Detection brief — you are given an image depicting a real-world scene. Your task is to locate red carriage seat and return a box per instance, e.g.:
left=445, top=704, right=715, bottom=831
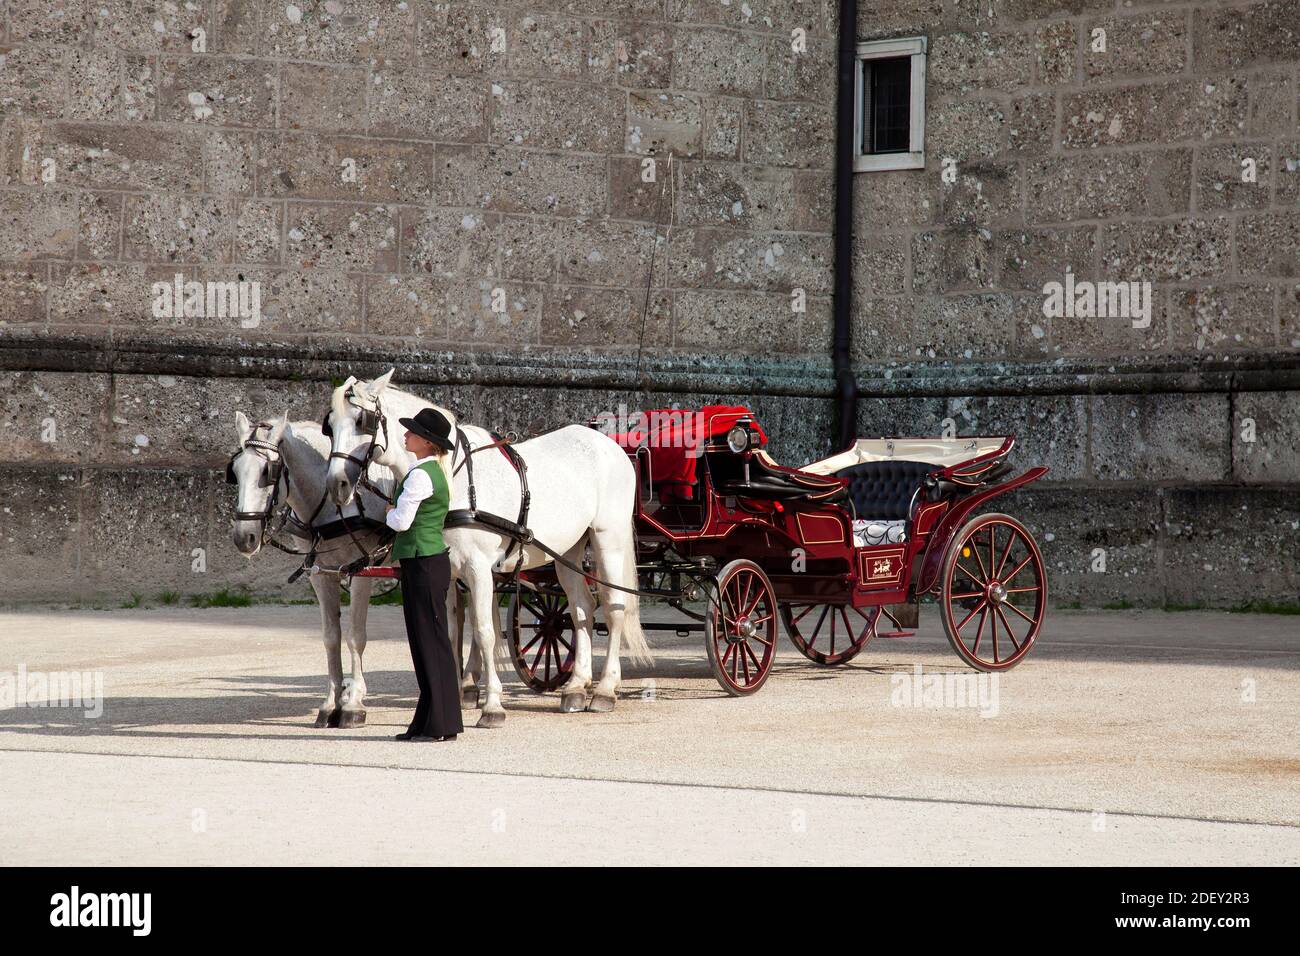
left=607, top=406, right=765, bottom=502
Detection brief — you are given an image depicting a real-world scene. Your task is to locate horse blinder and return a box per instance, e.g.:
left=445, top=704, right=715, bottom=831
left=322, top=404, right=377, bottom=438
left=264, top=457, right=284, bottom=487
left=356, top=406, right=380, bottom=435
left=227, top=451, right=283, bottom=488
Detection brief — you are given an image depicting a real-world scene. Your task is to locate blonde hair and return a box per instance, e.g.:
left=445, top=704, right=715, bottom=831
left=431, top=443, right=452, bottom=490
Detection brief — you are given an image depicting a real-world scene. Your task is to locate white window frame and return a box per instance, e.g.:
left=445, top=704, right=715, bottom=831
left=854, top=36, right=927, bottom=172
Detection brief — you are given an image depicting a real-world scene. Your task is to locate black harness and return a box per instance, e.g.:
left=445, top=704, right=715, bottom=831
left=447, top=427, right=532, bottom=574
left=443, top=427, right=659, bottom=603
left=321, top=404, right=662, bottom=605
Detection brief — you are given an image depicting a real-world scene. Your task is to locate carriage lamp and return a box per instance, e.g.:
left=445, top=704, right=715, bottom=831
left=726, top=425, right=750, bottom=453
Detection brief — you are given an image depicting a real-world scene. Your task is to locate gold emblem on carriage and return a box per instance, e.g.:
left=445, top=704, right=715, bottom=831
left=871, top=558, right=893, bottom=578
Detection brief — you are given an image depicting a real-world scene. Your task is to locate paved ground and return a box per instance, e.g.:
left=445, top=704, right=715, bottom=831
left=0, top=603, right=1296, bottom=865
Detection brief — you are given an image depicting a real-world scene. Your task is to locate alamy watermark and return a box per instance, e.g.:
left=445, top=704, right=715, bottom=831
left=1041, top=273, right=1152, bottom=329
left=0, top=665, right=104, bottom=718
left=50, top=886, right=150, bottom=936
left=890, top=664, right=999, bottom=717
left=151, top=273, right=262, bottom=328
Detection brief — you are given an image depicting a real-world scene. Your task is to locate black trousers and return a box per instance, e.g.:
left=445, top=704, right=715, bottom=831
left=399, top=551, right=463, bottom=738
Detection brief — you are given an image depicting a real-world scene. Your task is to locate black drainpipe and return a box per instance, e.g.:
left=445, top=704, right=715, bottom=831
left=832, top=0, right=860, bottom=453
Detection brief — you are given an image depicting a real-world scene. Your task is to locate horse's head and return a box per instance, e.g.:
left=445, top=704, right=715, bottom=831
left=228, top=411, right=289, bottom=556
left=324, top=369, right=393, bottom=506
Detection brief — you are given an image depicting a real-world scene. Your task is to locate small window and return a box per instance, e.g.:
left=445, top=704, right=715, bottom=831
left=855, top=37, right=926, bottom=172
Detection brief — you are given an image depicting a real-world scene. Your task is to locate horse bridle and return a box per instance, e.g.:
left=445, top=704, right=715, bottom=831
left=226, top=431, right=288, bottom=527
left=316, top=388, right=398, bottom=576
left=323, top=390, right=387, bottom=494
left=227, top=420, right=388, bottom=578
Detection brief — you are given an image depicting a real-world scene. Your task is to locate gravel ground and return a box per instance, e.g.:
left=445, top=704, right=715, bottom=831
left=0, top=603, right=1296, bottom=865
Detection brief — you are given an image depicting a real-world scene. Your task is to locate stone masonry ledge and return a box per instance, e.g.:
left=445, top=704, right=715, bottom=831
left=0, top=329, right=836, bottom=398
left=2, top=329, right=1299, bottom=398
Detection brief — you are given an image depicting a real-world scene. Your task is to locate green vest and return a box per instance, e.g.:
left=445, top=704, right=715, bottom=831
left=391, top=460, right=450, bottom=559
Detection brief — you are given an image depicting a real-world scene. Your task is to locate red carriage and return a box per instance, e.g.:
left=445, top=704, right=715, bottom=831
left=500, top=406, right=1049, bottom=696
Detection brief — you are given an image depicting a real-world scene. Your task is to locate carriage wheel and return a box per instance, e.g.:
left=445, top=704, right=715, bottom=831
left=705, top=559, right=778, bottom=696
left=507, top=590, right=576, bottom=693
left=940, top=513, right=1046, bottom=671
left=780, top=602, right=882, bottom=665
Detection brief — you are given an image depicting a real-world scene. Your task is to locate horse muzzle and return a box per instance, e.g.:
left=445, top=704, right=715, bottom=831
left=329, top=474, right=356, bottom=507
left=232, top=522, right=263, bottom=556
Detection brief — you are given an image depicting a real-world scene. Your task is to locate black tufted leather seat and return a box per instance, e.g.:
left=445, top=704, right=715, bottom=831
left=833, top=460, right=935, bottom=520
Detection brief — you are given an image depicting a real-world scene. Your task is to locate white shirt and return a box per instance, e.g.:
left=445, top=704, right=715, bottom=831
left=385, top=455, right=442, bottom=533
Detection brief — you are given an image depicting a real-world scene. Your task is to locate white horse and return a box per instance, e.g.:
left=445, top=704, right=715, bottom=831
left=229, top=411, right=395, bottom=729
left=323, top=370, right=650, bottom=726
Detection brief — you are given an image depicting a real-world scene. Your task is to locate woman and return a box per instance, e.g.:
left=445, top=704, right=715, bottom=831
left=384, top=407, right=464, bottom=742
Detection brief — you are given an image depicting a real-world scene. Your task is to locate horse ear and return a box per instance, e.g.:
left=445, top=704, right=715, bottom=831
left=268, top=413, right=289, bottom=444
left=235, top=410, right=253, bottom=443
left=371, top=368, right=395, bottom=395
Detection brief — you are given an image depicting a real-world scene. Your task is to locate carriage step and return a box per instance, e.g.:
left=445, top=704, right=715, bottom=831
left=876, top=630, right=915, bottom=639
left=352, top=566, right=400, bottom=578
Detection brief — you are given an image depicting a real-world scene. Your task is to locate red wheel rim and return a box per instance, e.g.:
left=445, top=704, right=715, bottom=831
left=782, top=603, right=880, bottom=665
left=710, top=566, right=776, bottom=693
left=943, top=518, right=1045, bottom=670
left=511, top=591, right=576, bottom=692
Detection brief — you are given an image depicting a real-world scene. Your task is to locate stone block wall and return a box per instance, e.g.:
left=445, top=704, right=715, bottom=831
left=0, top=1, right=1295, bottom=608
left=0, top=0, right=837, bottom=352
left=0, top=1, right=839, bottom=602
left=850, top=0, right=1299, bottom=608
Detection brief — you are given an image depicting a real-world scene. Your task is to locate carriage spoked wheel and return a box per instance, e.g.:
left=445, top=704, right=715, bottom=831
left=940, top=513, right=1047, bottom=671
left=780, top=602, right=884, bottom=665
left=507, top=589, right=577, bottom=693
left=705, top=559, right=778, bottom=696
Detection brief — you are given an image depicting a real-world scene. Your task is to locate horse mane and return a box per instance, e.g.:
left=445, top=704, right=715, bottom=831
left=333, top=377, right=491, bottom=491
left=331, top=377, right=460, bottom=431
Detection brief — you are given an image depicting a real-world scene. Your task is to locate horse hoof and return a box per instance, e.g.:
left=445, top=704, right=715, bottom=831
left=476, top=710, right=506, bottom=729
left=315, top=708, right=338, bottom=728
left=560, top=692, right=587, bottom=714
left=326, top=708, right=342, bottom=728
left=338, top=709, right=366, bottom=728
left=461, top=688, right=480, bottom=710
left=586, top=694, right=616, bottom=713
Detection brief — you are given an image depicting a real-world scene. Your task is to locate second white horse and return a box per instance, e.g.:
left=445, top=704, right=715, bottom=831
left=323, top=370, right=650, bottom=726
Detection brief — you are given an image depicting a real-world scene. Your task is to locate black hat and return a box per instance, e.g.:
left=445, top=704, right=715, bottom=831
left=399, top=408, right=456, bottom=453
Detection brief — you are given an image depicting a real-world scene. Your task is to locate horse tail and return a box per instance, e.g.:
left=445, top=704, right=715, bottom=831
left=618, top=518, right=654, bottom=667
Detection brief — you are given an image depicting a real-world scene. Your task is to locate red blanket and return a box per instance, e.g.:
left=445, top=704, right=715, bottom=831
left=607, top=406, right=766, bottom=489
